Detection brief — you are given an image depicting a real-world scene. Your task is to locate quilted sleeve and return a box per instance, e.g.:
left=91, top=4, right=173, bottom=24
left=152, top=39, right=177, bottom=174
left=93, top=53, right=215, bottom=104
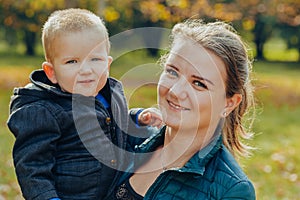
left=7, top=103, right=61, bottom=200
left=222, top=180, right=256, bottom=200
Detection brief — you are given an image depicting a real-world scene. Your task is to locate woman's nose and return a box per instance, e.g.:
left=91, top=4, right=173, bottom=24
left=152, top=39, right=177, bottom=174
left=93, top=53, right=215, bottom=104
left=169, top=78, right=188, bottom=100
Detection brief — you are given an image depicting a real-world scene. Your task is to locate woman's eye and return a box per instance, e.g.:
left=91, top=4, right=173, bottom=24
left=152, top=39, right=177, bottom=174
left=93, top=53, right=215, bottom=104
left=166, top=68, right=178, bottom=77
left=66, top=60, right=77, bottom=64
left=193, top=80, right=208, bottom=89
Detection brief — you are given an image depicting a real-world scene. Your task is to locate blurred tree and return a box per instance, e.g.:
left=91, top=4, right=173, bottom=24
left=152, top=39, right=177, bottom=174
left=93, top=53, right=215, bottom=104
left=200, top=0, right=298, bottom=61
left=103, top=0, right=169, bottom=56
left=253, top=13, right=275, bottom=60
left=0, top=0, right=99, bottom=56
left=102, top=0, right=277, bottom=59
left=203, top=0, right=276, bottom=60
left=276, top=0, right=300, bottom=62
left=200, top=0, right=300, bottom=61
left=132, top=0, right=169, bottom=56
left=0, top=0, right=64, bottom=55
left=279, top=25, right=300, bottom=62
left=1, top=0, right=299, bottom=60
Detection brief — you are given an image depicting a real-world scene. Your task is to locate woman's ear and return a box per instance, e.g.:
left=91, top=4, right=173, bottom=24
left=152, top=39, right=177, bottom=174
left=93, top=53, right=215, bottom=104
left=42, top=62, right=58, bottom=84
left=222, top=94, right=242, bottom=117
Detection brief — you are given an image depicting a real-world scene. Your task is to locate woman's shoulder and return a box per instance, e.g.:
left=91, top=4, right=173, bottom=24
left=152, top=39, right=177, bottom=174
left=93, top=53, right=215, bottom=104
left=214, top=145, right=248, bottom=180
left=206, top=145, right=256, bottom=199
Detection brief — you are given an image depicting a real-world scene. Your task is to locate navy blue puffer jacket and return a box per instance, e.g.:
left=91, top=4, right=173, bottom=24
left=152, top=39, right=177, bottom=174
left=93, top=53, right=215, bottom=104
left=134, top=127, right=256, bottom=200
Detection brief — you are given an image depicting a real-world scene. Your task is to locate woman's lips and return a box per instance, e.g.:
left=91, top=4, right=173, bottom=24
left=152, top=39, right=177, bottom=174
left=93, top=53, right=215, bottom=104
left=167, top=100, right=190, bottom=111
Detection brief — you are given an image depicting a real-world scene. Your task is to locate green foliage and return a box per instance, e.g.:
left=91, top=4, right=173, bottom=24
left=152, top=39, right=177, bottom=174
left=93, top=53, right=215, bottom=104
left=0, top=0, right=99, bottom=55
left=263, top=38, right=300, bottom=62
left=1, top=0, right=300, bottom=59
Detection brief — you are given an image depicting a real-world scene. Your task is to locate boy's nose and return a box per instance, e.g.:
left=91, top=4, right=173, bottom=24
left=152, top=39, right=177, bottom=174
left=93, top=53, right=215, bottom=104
left=79, top=62, right=92, bottom=74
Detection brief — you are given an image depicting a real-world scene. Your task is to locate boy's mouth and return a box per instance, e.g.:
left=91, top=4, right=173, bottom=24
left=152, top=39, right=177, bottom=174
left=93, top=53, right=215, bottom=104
left=77, top=79, right=94, bottom=84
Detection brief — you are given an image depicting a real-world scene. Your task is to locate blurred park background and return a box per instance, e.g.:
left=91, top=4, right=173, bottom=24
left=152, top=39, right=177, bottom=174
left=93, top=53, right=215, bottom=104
left=0, top=0, right=299, bottom=199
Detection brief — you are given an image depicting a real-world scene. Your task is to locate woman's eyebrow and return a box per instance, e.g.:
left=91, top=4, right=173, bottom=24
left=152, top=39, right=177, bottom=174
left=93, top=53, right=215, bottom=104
left=192, top=75, right=215, bottom=86
left=168, top=63, right=215, bottom=86
left=166, top=64, right=179, bottom=71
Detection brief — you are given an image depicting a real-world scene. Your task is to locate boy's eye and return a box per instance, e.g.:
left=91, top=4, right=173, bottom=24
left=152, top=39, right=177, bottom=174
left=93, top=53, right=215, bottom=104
left=91, top=58, right=102, bottom=61
left=65, top=60, right=77, bottom=64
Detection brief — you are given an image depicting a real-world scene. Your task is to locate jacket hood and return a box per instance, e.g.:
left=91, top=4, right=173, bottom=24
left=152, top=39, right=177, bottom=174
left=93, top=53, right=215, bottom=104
left=9, top=70, right=71, bottom=113
left=30, top=69, right=66, bottom=95
left=9, top=69, right=122, bottom=115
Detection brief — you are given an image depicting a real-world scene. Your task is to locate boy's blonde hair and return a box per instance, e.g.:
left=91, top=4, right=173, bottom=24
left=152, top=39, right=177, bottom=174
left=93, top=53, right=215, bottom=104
left=42, top=8, right=110, bottom=62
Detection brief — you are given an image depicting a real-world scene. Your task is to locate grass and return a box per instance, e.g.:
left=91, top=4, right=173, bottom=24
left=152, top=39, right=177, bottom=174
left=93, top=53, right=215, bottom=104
left=242, top=61, right=300, bottom=199
left=0, top=50, right=300, bottom=199
left=263, top=38, right=299, bottom=62
left=0, top=88, right=23, bottom=199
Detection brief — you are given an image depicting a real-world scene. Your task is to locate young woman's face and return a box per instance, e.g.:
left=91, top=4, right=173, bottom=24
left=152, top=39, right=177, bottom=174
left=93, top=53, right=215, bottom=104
left=158, top=38, right=227, bottom=133
left=47, top=29, right=112, bottom=97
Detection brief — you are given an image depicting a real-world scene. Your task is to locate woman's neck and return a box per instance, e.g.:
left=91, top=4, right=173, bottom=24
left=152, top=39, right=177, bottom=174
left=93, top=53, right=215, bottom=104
left=161, top=126, right=214, bottom=170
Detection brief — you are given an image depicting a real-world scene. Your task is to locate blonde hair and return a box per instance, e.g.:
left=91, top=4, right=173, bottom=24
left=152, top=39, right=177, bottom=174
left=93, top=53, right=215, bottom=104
left=42, top=8, right=110, bottom=62
left=164, top=19, right=255, bottom=157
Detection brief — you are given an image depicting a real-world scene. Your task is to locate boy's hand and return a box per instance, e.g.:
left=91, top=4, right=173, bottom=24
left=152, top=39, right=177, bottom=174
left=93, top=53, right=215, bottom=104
left=138, top=108, right=163, bottom=128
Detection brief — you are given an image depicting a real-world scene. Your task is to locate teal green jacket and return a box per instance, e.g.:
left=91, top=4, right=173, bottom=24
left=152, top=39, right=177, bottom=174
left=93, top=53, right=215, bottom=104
left=134, top=127, right=256, bottom=200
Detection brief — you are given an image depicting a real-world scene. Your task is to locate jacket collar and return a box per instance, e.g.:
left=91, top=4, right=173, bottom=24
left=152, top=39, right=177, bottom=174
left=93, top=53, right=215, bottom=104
left=135, top=124, right=223, bottom=176
left=180, top=135, right=222, bottom=175
left=28, top=69, right=121, bottom=98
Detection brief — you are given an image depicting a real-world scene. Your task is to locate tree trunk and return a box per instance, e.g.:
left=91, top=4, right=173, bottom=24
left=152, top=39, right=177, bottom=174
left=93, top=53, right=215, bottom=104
left=255, top=39, right=264, bottom=60
left=97, top=0, right=105, bottom=16
left=141, top=21, right=163, bottom=57
left=24, top=30, right=36, bottom=56
left=298, top=47, right=300, bottom=62
left=253, top=14, right=274, bottom=61
left=253, top=23, right=265, bottom=60
left=65, top=0, right=79, bottom=8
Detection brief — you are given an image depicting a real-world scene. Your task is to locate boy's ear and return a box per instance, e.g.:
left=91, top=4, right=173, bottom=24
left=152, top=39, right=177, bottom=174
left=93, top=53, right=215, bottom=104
left=42, top=62, right=58, bottom=84
left=107, top=56, right=113, bottom=71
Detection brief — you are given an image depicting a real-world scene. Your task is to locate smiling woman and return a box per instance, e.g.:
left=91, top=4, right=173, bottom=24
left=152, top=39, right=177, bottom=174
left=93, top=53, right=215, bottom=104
left=109, top=19, right=256, bottom=200
left=158, top=38, right=229, bottom=134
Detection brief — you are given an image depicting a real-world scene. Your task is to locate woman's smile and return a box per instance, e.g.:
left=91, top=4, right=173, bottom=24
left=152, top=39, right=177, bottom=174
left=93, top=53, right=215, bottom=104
left=167, top=99, right=190, bottom=111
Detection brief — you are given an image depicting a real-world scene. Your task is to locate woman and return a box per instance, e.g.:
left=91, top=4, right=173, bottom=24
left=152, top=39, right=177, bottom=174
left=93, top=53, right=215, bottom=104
left=112, top=19, right=256, bottom=200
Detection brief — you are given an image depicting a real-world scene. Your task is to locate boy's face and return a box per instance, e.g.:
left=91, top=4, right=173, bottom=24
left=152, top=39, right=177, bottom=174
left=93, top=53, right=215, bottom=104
left=43, top=29, right=112, bottom=97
